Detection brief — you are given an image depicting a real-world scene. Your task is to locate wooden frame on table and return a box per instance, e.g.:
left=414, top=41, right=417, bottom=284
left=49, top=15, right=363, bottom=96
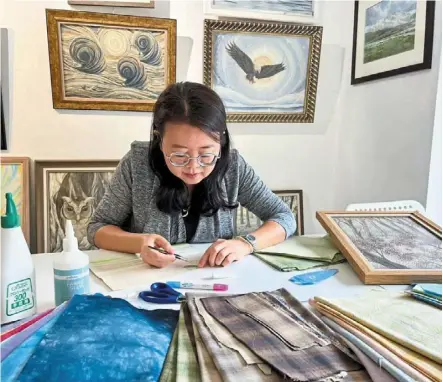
left=203, top=19, right=322, bottom=123
left=351, top=0, right=435, bottom=85
left=46, top=9, right=176, bottom=112
left=234, top=190, right=304, bottom=236
left=316, top=210, right=442, bottom=285
left=35, top=160, right=119, bottom=254
left=68, top=0, right=155, bottom=7
left=1, top=157, right=31, bottom=245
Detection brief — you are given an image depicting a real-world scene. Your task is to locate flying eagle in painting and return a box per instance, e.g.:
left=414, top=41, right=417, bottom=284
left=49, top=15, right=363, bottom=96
left=226, top=42, right=286, bottom=84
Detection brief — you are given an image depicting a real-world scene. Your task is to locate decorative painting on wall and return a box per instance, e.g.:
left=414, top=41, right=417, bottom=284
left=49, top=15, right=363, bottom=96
left=235, top=190, right=304, bottom=236
left=205, top=0, right=318, bottom=23
left=35, top=160, right=119, bottom=253
left=1, top=157, right=30, bottom=245
left=46, top=10, right=176, bottom=111
left=68, top=0, right=154, bottom=7
left=203, top=19, right=322, bottom=123
left=351, top=0, right=435, bottom=84
left=316, top=211, right=442, bottom=284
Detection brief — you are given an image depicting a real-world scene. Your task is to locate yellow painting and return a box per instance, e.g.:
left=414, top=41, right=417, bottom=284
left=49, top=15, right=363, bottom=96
left=0, top=157, right=30, bottom=244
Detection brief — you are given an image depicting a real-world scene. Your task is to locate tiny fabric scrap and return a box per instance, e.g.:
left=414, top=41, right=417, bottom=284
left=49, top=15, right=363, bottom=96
left=290, top=269, right=339, bottom=285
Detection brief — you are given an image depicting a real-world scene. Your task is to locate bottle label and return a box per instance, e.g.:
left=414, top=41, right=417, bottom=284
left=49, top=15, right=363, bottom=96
left=6, top=278, right=35, bottom=317
left=54, top=266, right=90, bottom=305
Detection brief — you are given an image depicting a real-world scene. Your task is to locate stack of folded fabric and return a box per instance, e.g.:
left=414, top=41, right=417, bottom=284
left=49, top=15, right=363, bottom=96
left=405, top=283, right=442, bottom=308
left=254, top=235, right=345, bottom=271
left=311, top=289, right=442, bottom=382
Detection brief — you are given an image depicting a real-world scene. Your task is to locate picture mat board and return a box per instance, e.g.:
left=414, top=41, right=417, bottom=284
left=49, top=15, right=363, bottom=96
left=316, top=211, right=442, bottom=285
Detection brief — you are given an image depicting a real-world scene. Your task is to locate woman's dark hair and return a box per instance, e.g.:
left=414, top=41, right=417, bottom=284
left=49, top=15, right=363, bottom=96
left=149, top=81, right=237, bottom=216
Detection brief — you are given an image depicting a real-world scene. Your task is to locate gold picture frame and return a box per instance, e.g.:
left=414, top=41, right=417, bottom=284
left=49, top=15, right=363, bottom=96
left=35, top=160, right=119, bottom=253
left=203, top=19, right=322, bottom=123
left=46, top=9, right=176, bottom=112
left=1, top=157, right=30, bottom=245
left=68, top=0, right=155, bottom=8
left=316, top=210, right=442, bottom=285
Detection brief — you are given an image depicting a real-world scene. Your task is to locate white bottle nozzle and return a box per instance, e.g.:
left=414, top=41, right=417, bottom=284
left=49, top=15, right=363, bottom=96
left=63, top=220, right=78, bottom=252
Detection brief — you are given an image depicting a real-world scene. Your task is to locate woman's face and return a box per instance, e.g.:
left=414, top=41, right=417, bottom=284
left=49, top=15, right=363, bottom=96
left=161, top=122, right=222, bottom=186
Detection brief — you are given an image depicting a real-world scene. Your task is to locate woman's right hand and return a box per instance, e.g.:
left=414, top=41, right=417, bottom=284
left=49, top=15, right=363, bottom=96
left=140, top=234, right=175, bottom=268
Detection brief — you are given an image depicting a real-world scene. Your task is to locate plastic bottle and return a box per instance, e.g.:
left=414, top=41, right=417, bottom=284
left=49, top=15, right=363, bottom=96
left=1, top=192, right=36, bottom=324
left=53, top=220, right=90, bottom=306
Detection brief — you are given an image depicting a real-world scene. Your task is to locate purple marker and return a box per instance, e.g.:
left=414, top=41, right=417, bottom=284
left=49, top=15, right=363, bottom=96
left=166, top=281, right=228, bottom=291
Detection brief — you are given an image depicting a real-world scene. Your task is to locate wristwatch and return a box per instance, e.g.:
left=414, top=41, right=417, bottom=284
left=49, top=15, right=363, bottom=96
left=238, top=234, right=257, bottom=253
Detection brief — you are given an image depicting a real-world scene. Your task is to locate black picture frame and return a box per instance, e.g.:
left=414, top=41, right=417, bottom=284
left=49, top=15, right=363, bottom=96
left=351, top=0, right=435, bottom=85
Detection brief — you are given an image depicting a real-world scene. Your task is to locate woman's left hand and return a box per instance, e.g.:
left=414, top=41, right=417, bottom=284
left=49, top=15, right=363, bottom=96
left=198, top=238, right=252, bottom=268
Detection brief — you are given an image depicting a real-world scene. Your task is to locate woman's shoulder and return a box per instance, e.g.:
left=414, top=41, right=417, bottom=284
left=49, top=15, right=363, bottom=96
left=118, top=140, right=154, bottom=178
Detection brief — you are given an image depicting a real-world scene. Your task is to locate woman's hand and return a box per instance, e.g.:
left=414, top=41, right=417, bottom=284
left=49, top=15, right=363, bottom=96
left=140, top=234, right=175, bottom=268
left=198, top=238, right=252, bottom=268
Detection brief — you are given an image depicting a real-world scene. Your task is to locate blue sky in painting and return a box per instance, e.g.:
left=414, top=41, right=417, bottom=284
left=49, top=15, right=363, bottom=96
left=365, top=0, right=417, bottom=32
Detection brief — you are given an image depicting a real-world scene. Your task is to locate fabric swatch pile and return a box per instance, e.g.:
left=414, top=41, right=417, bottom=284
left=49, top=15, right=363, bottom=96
left=311, top=289, right=443, bottom=382
left=405, top=283, right=442, bottom=308
left=254, top=235, right=345, bottom=271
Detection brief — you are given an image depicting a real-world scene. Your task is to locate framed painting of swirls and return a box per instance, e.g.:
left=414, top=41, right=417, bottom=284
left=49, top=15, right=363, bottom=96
left=203, top=19, right=322, bottom=123
left=46, top=9, right=176, bottom=112
left=1, top=157, right=30, bottom=245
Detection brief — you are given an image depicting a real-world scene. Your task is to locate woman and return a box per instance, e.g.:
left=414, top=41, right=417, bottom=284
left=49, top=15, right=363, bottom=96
left=87, top=82, right=296, bottom=268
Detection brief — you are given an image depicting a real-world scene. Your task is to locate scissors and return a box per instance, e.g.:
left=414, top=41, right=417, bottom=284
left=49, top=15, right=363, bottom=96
left=138, top=282, right=186, bottom=304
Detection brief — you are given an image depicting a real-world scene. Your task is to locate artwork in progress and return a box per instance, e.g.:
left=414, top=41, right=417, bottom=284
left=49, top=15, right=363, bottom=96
left=1, top=157, right=30, bottom=244
left=204, top=20, right=322, bottom=123
left=46, top=10, right=176, bottom=111
left=316, top=211, right=442, bottom=284
left=333, top=216, right=441, bottom=270
left=352, top=0, right=435, bottom=84
left=36, top=161, right=118, bottom=253
left=235, top=191, right=304, bottom=236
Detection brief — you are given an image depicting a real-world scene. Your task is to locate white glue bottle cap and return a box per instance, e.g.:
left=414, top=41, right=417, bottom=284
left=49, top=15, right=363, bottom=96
left=63, top=220, right=79, bottom=252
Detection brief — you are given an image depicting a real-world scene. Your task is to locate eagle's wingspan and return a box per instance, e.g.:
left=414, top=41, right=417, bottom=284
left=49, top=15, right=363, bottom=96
left=226, top=42, right=254, bottom=75
left=256, top=63, right=286, bottom=79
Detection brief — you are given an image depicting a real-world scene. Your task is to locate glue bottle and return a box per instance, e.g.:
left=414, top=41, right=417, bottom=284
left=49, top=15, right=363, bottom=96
left=53, top=220, right=90, bottom=305
left=1, top=192, right=36, bottom=324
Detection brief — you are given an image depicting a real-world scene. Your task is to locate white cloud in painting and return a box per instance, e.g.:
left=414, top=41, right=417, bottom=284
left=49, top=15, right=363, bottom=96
left=365, top=0, right=416, bottom=33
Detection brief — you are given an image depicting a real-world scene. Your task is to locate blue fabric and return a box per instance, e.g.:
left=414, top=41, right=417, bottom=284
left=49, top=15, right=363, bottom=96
left=15, top=294, right=179, bottom=381
left=413, top=283, right=442, bottom=300
left=289, top=269, right=338, bottom=285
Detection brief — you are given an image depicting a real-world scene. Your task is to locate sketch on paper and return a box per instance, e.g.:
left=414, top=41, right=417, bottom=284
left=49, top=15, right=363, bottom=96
left=213, top=33, right=310, bottom=114
left=47, top=171, right=114, bottom=252
left=211, top=0, right=313, bottom=16
left=235, top=192, right=303, bottom=236
left=364, top=0, right=417, bottom=63
left=60, top=24, right=167, bottom=101
left=1, top=164, right=24, bottom=217
left=333, top=216, right=441, bottom=270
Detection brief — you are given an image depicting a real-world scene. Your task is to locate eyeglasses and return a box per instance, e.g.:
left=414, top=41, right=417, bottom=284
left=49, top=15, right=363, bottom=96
left=166, top=152, right=221, bottom=167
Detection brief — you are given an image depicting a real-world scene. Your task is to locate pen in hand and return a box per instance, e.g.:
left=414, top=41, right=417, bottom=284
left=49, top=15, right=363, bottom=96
left=147, top=246, right=190, bottom=262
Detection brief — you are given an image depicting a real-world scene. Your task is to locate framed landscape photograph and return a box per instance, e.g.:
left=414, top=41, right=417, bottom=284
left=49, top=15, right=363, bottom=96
left=46, top=9, right=176, bottom=111
left=316, top=211, right=442, bottom=284
left=35, top=160, right=119, bottom=253
left=204, top=0, right=319, bottom=24
left=351, top=0, right=435, bottom=85
left=235, top=190, right=304, bottom=236
left=68, top=0, right=154, bottom=7
left=1, top=157, right=30, bottom=245
left=204, top=19, right=322, bottom=123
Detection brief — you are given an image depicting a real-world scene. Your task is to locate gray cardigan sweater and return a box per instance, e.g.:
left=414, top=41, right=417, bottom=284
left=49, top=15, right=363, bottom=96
left=87, top=141, right=296, bottom=245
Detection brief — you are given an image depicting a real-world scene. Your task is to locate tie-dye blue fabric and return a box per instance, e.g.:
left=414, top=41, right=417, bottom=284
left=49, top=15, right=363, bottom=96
left=16, top=294, right=179, bottom=381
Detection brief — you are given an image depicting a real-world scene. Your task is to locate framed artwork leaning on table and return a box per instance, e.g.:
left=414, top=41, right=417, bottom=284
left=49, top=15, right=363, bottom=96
left=316, top=210, right=442, bottom=285
left=35, top=160, right=119, bottom=253
left=234, top=190, right=304, bottom=237
left=0, top=157, right=30, bottom=245
left=46, top=9, right=176, bottom=112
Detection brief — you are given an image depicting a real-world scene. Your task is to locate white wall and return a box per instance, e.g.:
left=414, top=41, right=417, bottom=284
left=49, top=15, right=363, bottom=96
left=1, top=1, right=441, bottom=250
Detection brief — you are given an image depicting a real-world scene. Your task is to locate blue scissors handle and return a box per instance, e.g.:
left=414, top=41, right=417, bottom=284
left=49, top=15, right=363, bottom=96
left=139, top=282, right=185, bottom=304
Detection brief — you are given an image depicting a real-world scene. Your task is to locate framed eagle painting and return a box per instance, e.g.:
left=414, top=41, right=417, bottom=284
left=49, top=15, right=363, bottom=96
left=203, top=19, right=322, bottom=123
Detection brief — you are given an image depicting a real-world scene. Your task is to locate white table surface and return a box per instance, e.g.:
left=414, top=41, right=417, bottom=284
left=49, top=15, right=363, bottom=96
left=33, top=248, right=409, bottom=313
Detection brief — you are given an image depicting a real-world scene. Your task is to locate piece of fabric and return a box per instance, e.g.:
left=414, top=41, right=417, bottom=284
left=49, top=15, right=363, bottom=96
left=176, top=306, right=201, bottom=382
left=87, top=142, right=296, bottom=246
left=313, top=301, right=441, bottom=382
left=315, top=290, right=442, bottom=363
left=1, top=308, right=55, bottom=341
left=405, top=291, right=442, bottom=308
left=1, top=303, right=67, bottom=361
left=412, top=284, right=442, bottom=300
left=254, top=252, right=345, bottom=272
left=159, top=323, right=179, bottom=382
left=289, top=269, right=339, bottom=285
left=322, top=317, right=415, bottom=382
left=201, top=291, right=361, bottom=381
left=189, top=296, right=281, bottom=382
left=16, top=294, right=179, bottom=381
left=318, top=307, right=432, bottom=382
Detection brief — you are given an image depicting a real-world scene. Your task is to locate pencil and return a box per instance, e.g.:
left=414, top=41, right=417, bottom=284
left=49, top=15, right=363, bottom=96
left=147, top=246, right=190, bottom=262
